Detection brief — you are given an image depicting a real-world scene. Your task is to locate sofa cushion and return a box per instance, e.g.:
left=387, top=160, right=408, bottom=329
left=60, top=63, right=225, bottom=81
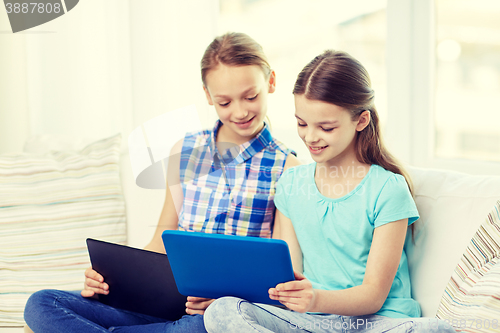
left=0, top=134, right=126, bottom=326
left=406, top=167, right=500, bottom=317
left=435, top=200, right=500, bottom=331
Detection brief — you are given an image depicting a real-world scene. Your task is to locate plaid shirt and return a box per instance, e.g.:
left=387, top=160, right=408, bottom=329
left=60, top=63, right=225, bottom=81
left=178, top=120, right=293, bottom=238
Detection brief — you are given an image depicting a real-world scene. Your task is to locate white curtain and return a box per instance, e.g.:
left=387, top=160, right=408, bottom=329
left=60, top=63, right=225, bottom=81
left=0, top=0, right=218, bottom=154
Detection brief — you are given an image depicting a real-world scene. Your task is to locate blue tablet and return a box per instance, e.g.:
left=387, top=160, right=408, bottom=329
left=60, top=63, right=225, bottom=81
left=161, top=230, right=295, bottom=306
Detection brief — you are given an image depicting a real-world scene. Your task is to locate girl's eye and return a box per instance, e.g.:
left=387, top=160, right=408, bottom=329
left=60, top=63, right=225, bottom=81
left=219, top=102, right=230, bottom=107
left=247, top=95, right=258, bottom=101
left=297, top=123, right=306, bottom=127
left=322, top=128, right=334, bottom=132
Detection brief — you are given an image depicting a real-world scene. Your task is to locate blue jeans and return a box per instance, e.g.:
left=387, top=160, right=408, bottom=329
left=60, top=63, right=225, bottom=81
left=203, top=297, right=457, bottom=333
left=24, top=289, right=206, bottom=333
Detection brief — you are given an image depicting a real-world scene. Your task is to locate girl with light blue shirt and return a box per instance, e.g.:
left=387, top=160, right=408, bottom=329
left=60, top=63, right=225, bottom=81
left=204, top=50, right=456, bottom=332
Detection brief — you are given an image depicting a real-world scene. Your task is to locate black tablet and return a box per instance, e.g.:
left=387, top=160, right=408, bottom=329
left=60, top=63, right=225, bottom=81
left=86, top=238, right=187, bottom=321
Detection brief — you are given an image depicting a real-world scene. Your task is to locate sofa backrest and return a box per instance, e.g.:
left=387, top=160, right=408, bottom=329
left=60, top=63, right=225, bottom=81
left=120, top=151, right=164, bottom=248
left=407, top=166, right=500, bottom=317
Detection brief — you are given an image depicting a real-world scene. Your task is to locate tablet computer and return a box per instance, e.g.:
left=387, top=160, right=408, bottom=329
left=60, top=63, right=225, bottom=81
left=161, top=230, right=295, bottom=306
left=86, top=238, right=187, bottom=321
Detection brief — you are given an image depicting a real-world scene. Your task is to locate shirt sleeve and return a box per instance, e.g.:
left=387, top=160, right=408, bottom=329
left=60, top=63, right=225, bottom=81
left=274, top=168, right=294, bottom=218
left=373, top=174, right=420, bottom=228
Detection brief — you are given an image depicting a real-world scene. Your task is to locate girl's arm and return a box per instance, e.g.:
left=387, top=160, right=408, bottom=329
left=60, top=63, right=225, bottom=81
left=272, top=153, right=301, bottom=239
left=270, top=218, right=408, bottom=315
left=284, top=153, right=301, bottom=171
left=83, top=141, right=184, bottom=296
left=274, top=209, right=303, bottom=273
left=144, top=139, right=184, bottom=253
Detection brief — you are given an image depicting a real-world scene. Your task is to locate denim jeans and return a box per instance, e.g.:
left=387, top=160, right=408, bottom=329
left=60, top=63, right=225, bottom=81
left=203, top=296, right=457, bottom=333
left=24, top=289, right=206, bottom=333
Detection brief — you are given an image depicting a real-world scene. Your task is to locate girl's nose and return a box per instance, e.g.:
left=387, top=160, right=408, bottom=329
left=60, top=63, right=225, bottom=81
left=304, top=128, right=319, bottom=144
left=233, top=104, right=249, bottom=120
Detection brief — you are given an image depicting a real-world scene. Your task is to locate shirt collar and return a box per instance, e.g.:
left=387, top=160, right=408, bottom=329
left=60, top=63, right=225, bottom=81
left=207, top=120, right=272, bottom=165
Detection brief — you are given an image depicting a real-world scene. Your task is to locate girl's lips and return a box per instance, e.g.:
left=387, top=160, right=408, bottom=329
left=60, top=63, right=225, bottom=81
left=308, top=145, right=328, bottom=154
left=234, top=116, right=255, bottom=129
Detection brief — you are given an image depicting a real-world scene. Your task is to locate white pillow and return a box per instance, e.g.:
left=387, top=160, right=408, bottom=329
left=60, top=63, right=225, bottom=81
left=0, top=134, right=126, bottom=326
left=23, top=134, right=98, bottom=154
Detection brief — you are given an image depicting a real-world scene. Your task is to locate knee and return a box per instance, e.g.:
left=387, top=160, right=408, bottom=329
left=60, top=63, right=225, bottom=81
left=25, top=290, right=55, bottom=313
left=204, top=296, right=244, bottom=332
left=24, top=289, right=62, bottom=326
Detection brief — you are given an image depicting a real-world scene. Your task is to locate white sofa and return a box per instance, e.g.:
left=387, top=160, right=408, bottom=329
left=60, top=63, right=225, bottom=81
left=405, top=166, right=500, bottom=318
left=3, top=150, right=500, bottom=332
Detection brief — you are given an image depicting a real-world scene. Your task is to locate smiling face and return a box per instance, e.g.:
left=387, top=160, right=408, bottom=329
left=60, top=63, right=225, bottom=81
left=294, top=94, right=370, bottom=167
left=203, top=64, right=275, bottom=145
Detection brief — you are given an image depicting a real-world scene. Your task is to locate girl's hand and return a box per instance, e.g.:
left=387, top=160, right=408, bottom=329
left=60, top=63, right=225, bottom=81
left=269, top=271, right=316, bottom=313
left=81, top=267, right=109, bottom=297
left=185, top=296, right=215, bottom=315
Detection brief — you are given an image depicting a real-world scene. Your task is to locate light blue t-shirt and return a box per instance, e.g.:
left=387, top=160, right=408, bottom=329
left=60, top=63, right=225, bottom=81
left=274, top=163, right=421, bottom=318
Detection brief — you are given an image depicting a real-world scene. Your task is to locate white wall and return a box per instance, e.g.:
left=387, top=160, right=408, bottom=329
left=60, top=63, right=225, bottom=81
left=0, top=15, right=30, bottom=153
left=0, top=0, right=218, bottom=154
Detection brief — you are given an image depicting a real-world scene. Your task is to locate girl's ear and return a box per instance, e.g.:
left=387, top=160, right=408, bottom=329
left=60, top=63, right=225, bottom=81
left=356, top=110, right=371, bottom=131
left=203, top=86, right=214, bottom=106
left=268, top=70, right=276, bottom=94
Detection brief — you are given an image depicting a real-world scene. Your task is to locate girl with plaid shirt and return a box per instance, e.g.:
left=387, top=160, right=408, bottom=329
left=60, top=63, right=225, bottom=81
left=25, top=32, right=299, bottom=333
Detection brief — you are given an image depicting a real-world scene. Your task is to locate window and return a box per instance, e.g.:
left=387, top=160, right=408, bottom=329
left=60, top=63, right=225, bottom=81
left=386, top=0, right=500, bottom=175
left=217, top=0, right=500, bottom=174
left=435, top=0, right=500, bottom=162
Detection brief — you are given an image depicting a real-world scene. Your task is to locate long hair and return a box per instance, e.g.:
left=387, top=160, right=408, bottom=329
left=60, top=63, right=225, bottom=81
left=201, top=32, right=271, bottom=86
left=293, top=50, right=415, bottom=234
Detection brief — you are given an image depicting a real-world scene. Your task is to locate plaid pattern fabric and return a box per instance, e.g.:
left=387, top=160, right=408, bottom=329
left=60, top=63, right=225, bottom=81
left=178, top=120, right=293, bottom=238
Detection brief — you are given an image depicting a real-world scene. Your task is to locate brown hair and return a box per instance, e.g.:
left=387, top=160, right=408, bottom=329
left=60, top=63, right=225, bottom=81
left=201, top=32, right=271, bottom=86
left=294, top=50, right=415, bottom=234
